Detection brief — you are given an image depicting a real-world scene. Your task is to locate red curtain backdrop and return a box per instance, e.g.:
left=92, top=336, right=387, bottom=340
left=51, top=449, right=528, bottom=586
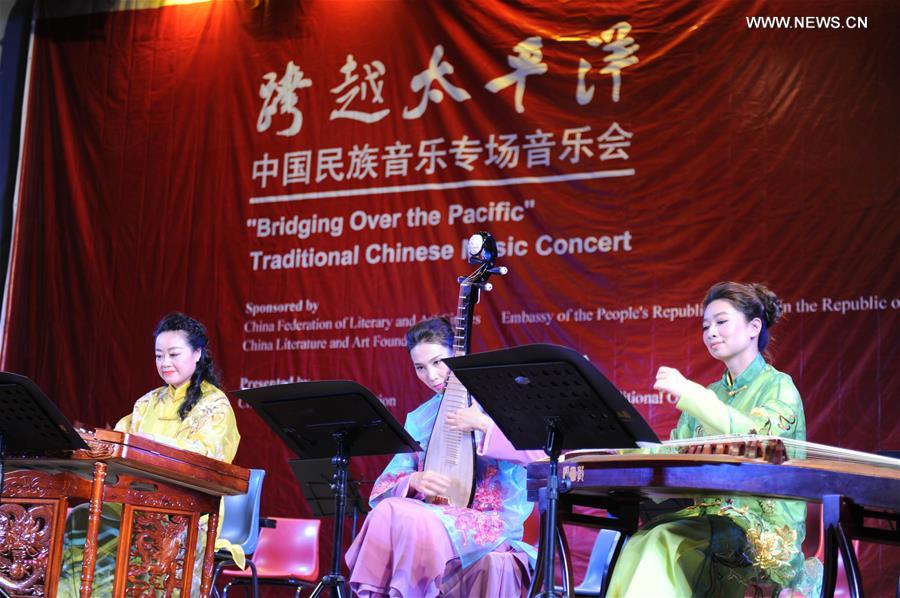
left=3, top=0, right=897, bottom=591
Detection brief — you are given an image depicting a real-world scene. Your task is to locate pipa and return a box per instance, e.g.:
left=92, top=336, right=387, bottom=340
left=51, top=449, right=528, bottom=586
left=423, top=231, right=507, bottom=507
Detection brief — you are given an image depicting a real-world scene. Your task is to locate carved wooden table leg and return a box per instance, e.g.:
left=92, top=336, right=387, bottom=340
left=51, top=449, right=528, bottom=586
left=200, top=509, right=219, bottom=597
left=80, top=461, right=107, bottom=597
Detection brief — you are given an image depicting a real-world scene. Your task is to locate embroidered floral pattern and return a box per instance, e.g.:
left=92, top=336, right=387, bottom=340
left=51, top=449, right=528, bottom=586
left=185, top=399, right=228, bottom=436
left=120, top=394, right=154, bottom=431
left=745, top=525, right=799, bottom=576
left=450, top=507, right=505, bottom=545
left=471, top=466, right=503, bottom=511
left=684, top=497, right=801, bottom=587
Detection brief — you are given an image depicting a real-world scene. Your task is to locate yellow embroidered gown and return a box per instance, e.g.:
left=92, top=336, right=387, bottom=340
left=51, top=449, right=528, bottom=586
left=57, top=380, right=240, bottom=596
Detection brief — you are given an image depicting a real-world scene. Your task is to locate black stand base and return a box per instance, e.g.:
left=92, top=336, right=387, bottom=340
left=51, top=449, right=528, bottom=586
left=531, top=420, right=571, bottom=598
left=309, top=434, right=352, bottom=598
left=310, top=573, right=349, bottom=598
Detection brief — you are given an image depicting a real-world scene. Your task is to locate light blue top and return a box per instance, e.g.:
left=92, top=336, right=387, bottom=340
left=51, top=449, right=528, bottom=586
left=370, top=394, right=536, bottom=569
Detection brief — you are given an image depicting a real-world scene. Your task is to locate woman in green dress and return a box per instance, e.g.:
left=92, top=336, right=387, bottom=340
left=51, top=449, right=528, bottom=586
left=58, top=312, right=240, bottom=596
left=606, top=282, right=819, bottom=597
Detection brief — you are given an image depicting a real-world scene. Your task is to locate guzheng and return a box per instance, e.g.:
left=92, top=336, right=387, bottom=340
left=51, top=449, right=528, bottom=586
left=1, top=428, right=249, bottom=597
left=557, top=434, right=900, bottom=499
left=527, top=435, right=900, bottom=597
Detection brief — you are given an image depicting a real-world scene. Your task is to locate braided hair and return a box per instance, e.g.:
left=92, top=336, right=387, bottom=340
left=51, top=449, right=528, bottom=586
left=154, top=312, right=221, bottom=420
left=703, top=282, right=783, bottom=354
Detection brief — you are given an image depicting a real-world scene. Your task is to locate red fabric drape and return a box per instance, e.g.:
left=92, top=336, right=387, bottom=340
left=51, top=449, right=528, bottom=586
left=4, top=0, right=897, bottom=591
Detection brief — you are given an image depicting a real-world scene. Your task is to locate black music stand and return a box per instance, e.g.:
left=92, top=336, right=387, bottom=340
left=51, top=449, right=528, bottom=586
left=236, top=380, right=420, bottom=598
left=444, top=344, right=659, bottom=598
left=0, top=372, right=88, bottom=493
left=289, top=458, right=369, bottom=540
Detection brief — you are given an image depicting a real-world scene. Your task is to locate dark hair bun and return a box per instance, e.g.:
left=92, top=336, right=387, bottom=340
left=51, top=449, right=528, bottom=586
left=750, top=283, right=782, bottom=327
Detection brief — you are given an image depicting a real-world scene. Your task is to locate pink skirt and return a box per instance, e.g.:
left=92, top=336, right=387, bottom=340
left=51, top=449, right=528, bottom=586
left=345, top=497, right=530, bottom=597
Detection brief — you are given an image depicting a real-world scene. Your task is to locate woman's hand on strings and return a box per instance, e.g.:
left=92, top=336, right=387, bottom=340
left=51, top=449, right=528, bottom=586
left=653, top=366, right=690, bottom=402
left=409, top=471, right=452, bottom=497
left=446, top=404, right=491, bottom=434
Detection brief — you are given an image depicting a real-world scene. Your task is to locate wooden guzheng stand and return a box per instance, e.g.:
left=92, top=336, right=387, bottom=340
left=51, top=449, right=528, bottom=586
left=1, top=429, right=249, bottom=597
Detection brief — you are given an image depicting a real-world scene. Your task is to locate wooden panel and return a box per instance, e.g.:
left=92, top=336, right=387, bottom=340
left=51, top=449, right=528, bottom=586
left=1, top=430, right=249, bottom=597
left=0, top=496, right=67, bottom=597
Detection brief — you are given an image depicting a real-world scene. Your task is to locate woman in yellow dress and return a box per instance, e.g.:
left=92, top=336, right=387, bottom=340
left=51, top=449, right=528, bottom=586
left=58, top=312, right=240, bottom=596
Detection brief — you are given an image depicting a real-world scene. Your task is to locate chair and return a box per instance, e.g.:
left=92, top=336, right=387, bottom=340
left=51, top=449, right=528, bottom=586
left=536, top=503, right=622, bottom=598
left=211, top=468, right=266, bottom=598
left=809, top=503, right=859, bottom=598
left=546, top=527, right=622, bottom=597
left=522, top=503, right=541, bottom=546
left=220, top=516, right=321, bottom=597
left=573, top=529, right=622, bottom=597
